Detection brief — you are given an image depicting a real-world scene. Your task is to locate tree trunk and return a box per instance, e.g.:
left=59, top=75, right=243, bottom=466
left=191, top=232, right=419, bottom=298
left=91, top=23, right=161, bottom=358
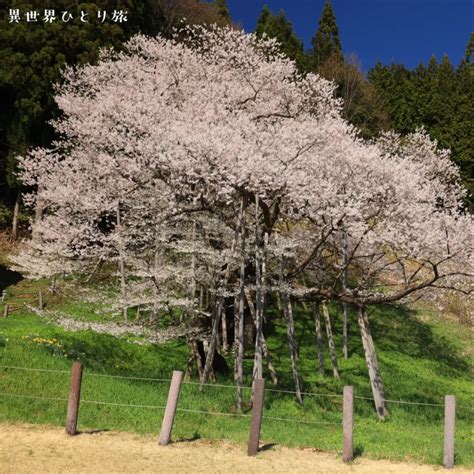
left=34, top=185, right=44, bottom=225
left=50, top=275, right=57, bottom=293
left=85, top=258, right=104, bottom=283
left=189, top=222, right=197, bottom=304
left=321, top=301, right=340, bottom=379
left=342, top=303, right=349, bottom=359
left=11, top=191, right=20, bottom=240
left=203, top=198, right=243, bottom=388
left=245, top=288, right=277, bottom=385
left=357, top=306, right=388, bottom=420
left=233, top=294, right=239, bottom=381
left=221, top=307, right=228, bottom=353
left=201, top=302, right=222, bottom=385
left=313, top=302, right=325, bottom=376
left=150, top=303, right=158, bottom=333
left=283, top=293, right=303, bottom=404
left=342, top=235, right=349, bottom=359
left=236, top=246, right=245, bottom=410
left=191, top=340, right=204, bottom=381
left=184, top=341, right=195, bottom=380
left=252, top=195, right=263, bottom=382
left=116, top=206, right=128, bottom=323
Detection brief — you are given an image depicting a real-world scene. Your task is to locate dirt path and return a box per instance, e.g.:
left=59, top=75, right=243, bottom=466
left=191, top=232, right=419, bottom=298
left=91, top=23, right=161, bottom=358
left=0, top=423, right=470, bottom=473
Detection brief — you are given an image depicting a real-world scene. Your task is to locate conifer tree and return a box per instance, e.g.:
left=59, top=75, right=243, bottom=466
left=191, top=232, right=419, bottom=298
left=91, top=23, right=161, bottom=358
left=311, top=0, right=343, bottom=68
left=464, top=32, right=474, bottom=63
left=255, top=5, right=305, bottom=70
left=214, top=0, right=231, bottom=24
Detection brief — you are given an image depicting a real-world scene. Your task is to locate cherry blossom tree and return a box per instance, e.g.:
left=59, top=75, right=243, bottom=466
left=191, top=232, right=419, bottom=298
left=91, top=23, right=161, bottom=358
left=12, top=26, right=473, bottom=418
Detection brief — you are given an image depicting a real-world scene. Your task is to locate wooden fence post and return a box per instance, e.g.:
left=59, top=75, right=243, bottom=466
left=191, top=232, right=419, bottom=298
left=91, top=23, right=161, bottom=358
left=38, top=291, right=43, bottom=310
left=343, top=385, right=354, bottom=462
left=444, top=395, right=456, bottom=469
left=3, top=304, right=9, bottom=318
left=247, top=378, right=265, bottom=456
left=65, top=361, right=83, bottom=435
left=158, top=370, right=184, bottom=446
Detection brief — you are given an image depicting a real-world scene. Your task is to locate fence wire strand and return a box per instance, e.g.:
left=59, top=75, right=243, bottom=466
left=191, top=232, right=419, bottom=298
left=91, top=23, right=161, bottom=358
left=266, top=387, right=343, bottom=398
left=1, top=365, right=473, bottom=410
left=262, top=415, right=341, bottom=426
left=0, top=391, right=68, bottom=402
left=86, top=372, right=171, bottom=383
left=182, top=380, right=252, bottom=390
left=1, top=391, right=472, bottom=441
left=175, top=407, right=251, bottom=418
left=81, top=399, right=166, bottom=410
left=0, top=365, right=69, bottom=375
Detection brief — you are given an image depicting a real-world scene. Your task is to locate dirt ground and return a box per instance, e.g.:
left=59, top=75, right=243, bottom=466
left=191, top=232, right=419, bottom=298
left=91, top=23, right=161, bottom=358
left=0, top=423, right=470, bottom=474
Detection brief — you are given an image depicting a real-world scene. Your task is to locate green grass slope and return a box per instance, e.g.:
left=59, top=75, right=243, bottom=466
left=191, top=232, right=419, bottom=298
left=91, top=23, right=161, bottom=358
left=0, top=278, right=473, bottom=466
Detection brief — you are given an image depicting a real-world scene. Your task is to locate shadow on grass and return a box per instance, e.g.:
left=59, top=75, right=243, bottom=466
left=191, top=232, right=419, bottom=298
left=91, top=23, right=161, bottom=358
left=78, top=428, right=111, bottom=435
left=368, top=305, right=469, bottom=375
left=260, top=301, right=471, bottom=415
left=175, top=431, right=202, bottom=442
left=353, top=444, right=364, bottom=459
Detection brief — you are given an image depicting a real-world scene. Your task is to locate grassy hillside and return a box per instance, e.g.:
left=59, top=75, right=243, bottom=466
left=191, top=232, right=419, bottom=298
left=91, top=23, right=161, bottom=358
left=0, top=276, right=473, bottom=466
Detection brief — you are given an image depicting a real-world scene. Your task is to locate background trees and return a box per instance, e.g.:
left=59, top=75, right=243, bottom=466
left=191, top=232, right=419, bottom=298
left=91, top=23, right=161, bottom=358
left=368, top=46, right=474, bottom=208
left=2, top=0, right=472, bottom=231
left=255, top=6, right=306, bottom=71
left=0, top=0, right=230, bottom=236
left=309, top=0, right=343, bottom=69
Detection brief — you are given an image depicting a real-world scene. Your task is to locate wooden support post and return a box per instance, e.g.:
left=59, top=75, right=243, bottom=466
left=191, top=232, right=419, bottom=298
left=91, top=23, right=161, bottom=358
left=444, top=395, right=456, bottom=469
left=343, top=385, right=354, bottom=462
left=38, top=291, right=43, bottom=310
left=65, top=361, right=83, bottom=435
left=3, top=304, right=9, bottom=318
left=247, top=378, right=265, bottom=456
left=158, top=370, right=184, bottom=446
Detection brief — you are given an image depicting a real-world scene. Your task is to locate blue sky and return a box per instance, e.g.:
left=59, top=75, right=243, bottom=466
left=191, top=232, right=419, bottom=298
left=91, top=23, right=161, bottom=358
left=226, top=0, right=473, bottom=71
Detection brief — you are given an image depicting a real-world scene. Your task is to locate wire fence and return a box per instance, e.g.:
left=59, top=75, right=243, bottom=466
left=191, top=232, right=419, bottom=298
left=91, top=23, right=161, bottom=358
left=1, top=362, right=473, bottom=469
left=1, top=364, right=473, bottom=410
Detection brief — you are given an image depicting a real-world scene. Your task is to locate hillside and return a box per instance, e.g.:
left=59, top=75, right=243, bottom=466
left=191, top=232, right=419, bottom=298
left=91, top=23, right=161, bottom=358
left=0, top=271, right=473, bottom=467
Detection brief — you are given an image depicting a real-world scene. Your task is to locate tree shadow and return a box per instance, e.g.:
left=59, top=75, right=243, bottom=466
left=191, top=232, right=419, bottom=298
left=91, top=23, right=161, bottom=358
left=0, top=265, right=23, bottom=293
left=353, top=444, right=364, bottom=459
left=174, top=431, right=201, bottom=442
left=77, top=428, right=110, bottom=435
left=368, top=305, right=469, bottom=375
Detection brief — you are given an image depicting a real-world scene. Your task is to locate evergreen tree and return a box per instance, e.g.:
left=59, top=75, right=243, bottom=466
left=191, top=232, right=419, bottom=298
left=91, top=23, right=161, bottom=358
left=255, top=5, right=305, bottom=70
left=0, top=0, right=225, bottom=230
left=368, top=55, right=474, bottom=209
left=311, top=0, right=343, bottom=68
left=214, top=0, right=231, bottom=23
left=464, top=32, right=474, bottom=63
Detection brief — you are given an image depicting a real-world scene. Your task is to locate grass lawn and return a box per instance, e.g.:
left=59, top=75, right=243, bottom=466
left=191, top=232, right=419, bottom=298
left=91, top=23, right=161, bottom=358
left=0, top=277, right=473, bottom=467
